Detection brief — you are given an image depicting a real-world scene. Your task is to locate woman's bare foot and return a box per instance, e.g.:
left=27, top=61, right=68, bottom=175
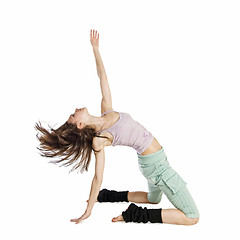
left=112, top=214, right=124, bottom=222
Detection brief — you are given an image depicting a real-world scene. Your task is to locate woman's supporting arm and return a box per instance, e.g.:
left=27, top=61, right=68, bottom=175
left=70, top=147, right=105, bottom=224
left=86, top=175, right=103, bottom=212
left=86, top=148, right=105, bottom=212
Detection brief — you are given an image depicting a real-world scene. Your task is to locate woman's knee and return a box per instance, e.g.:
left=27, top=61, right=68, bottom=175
left=185, top=217, right=199, bottom=225
left=147, top=191, right=163, bottom=204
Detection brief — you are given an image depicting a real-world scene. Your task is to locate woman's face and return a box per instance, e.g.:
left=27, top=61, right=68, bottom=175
left=67, top=107, right=89, bottom=128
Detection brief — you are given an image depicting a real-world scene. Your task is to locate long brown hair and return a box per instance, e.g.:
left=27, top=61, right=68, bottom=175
left=35, top=121, right=108, bottom=173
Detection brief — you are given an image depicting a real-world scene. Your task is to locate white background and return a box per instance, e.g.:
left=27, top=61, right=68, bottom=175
left=0, top=0, right=239, bottom=239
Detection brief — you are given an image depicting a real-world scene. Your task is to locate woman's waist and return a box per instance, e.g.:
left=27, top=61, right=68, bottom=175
left=137, top=145, right=167, bottom=165
left=138, top=138, right=163, bottom=156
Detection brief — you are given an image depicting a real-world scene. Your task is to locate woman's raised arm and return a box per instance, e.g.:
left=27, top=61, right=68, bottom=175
left=90, top=29, right=113, bottom=114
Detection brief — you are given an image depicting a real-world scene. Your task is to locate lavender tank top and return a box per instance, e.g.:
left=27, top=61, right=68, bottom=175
left=97, top=110, right=154, bottom=154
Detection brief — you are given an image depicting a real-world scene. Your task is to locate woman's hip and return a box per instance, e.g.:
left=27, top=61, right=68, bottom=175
left=137, top=146, right=187, bottom=193
left=137, top=146, right=170, bottom=180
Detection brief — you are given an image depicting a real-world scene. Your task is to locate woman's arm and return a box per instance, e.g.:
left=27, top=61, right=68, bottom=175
left=93, top=47, right=112, bottom=108
left=90, top=29, right=113, bottom=113
left=86, top=148, right=105, bottom=211
left=70, top=147, right=105, bottom=224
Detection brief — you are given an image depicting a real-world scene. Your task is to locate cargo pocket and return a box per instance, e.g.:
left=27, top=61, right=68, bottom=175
left=160, top=168, right=187, bottom=194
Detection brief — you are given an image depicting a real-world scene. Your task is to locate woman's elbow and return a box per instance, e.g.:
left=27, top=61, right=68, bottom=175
left=94, top=175, right=103, bottom=183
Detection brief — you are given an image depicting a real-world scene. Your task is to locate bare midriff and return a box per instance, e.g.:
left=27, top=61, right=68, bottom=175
left=140, top=137, right=162, bottom=155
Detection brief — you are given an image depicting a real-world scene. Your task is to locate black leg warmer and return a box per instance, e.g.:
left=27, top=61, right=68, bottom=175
left=122, top=203, right=163, bottom=223
left=97, top=188, right=129, bottom=202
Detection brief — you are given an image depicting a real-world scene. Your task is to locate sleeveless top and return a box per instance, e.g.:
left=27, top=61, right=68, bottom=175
left=97, top=110, right=154, bottom=154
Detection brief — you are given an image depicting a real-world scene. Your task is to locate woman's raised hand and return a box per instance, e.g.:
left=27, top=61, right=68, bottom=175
left=90, top=29, right=99, bottom=49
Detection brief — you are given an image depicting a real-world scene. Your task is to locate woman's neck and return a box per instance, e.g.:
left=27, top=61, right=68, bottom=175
left=87, top=115, right=108, bottom=132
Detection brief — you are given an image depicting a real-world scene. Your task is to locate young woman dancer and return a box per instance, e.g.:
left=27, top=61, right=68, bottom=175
left=35, top=29, right=199, bottom=225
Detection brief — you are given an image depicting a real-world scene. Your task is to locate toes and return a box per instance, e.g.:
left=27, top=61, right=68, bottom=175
left=112, top=215, right=124, bottom=222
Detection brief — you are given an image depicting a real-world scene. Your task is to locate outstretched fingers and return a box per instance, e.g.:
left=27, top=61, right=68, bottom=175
left=70, top=217, right=82, bottom=224
left=90, top=29, right=99, bottom=39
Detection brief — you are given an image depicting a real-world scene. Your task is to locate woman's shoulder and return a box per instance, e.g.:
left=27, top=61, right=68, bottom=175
left=101, top=109, right=115, bottom=116
left=92, top=132, right=112, bottom=151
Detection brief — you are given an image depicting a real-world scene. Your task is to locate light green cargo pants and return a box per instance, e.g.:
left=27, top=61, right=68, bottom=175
left=137, top=147, right=199, bottom=218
